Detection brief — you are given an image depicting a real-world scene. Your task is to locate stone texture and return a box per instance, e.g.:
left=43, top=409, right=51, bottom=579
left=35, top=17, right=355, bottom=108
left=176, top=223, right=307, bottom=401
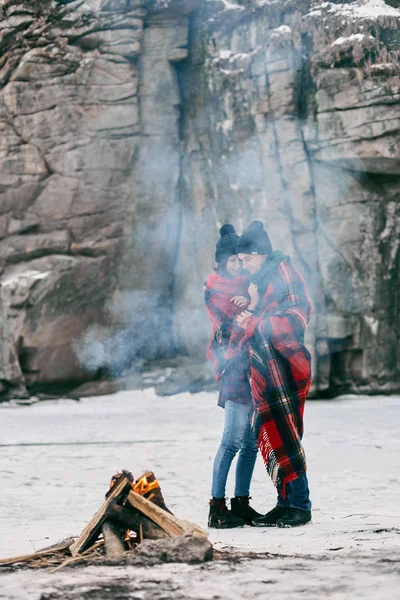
left=2, top=254, right=116, bottom=390
left=0, top=0, right=399, bottom=399
left=132, top=534, right=213, bottom=566
left=0, top=230, right=70, bottom=264
left=173, top=0, right=400, bottom=395
left=0, top=283, right=27, bottom=398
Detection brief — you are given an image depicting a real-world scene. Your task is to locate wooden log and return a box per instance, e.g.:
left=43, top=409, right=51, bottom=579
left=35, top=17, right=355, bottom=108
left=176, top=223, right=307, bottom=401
left=49, top=541, right=103, bottom=574
left=136, top=515, right=169, bottom=540
left=0, top=539, right=73, bottom=568
left=126, top=490, right=208, bottom=538
left=70, top=477, right=132, bottom=556
left=120, top=510, right=169, bottom=540
left=102, top=523, right=125, bottom=558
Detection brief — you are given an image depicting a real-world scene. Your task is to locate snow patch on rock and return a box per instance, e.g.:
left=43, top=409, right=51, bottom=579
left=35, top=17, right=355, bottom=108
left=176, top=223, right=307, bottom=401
left=216, top=119, right=234, bottom=134
left=216, top=0, right=245, bottom=12
left=364, top=315, right=379, bottom=336
left=2, top=270, right=50, bottom=288
left=332, top=33, right=368, bottom=45
left=272, top=25, right=292, bottom=34
left=330, top=32, right=377, bottom=49
left=270, top=24, right=292, bottom=40
left=217, top=49, right=234, bottom=60
left=307, top=0, right=400, bottom=20
left=214, top=48, right=260, bottom=63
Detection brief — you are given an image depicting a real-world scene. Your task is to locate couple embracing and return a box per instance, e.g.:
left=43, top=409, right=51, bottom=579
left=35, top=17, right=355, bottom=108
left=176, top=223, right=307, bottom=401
left=204, top=221, right=312, bottom=529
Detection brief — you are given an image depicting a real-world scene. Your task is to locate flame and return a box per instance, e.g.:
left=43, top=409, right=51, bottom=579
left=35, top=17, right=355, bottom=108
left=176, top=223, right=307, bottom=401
left=107, top=471, right=161, bottom=544
left=132, top=473, right=160, bottom=497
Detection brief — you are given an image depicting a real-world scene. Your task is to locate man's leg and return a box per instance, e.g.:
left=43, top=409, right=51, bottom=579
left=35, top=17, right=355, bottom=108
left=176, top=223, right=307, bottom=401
left=275, top=473, right=312, bottom=527
left=285, top=472, right=312, bottom=511
left=276, top=487, right=290, bottom=508
left=252, top=485, right=288, bottom=527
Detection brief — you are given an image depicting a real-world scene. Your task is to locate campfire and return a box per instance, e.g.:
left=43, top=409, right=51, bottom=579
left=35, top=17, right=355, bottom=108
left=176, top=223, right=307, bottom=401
left=0, top=471, right=210, bottom=571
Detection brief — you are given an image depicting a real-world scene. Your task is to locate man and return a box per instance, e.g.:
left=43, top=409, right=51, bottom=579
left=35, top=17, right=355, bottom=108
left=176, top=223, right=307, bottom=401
left=231, top=220, right=313, bottom=527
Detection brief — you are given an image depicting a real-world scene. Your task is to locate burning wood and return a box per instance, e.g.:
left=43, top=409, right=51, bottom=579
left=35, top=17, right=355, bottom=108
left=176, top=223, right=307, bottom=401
left=102, top=523, right=125, bottom=558
left=69, top=475, right=132, bottom=556
left=0, top=470, right=210, bottom=571
left=126, top=490, right=207, bottom=538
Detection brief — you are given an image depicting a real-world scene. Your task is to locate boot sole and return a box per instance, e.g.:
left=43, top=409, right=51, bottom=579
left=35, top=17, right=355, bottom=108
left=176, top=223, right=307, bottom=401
left=230, top=511, right=263, bottom=526
left=252, top=521, right=279, bottom=527
left=277, top=519, right=312, bottom=528
left=242, top=518, right=261, bottom=526
left=208, top=522, right=244, bottom=529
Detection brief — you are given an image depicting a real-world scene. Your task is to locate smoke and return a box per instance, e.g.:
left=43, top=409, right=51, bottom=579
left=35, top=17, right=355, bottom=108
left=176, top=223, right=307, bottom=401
left=73, top=324, right=144, bottom=378
left=74, top=286, right=180, bottom=378
left=72, top=0, right=396, bottom=391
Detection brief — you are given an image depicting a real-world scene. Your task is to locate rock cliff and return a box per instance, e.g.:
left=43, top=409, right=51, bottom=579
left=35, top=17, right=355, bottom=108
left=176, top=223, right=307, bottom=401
left=0, top=0, right=399, bottom=398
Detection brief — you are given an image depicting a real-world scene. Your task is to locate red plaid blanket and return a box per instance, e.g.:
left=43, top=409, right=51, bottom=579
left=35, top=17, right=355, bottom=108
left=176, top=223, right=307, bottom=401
left=204, top=273, right=251, bottom=407
left=230, top=252, right=312, bottom=496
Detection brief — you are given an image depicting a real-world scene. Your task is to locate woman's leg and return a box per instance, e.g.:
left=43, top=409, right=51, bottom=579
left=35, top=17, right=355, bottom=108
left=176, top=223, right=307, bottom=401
left=211, top=401, right=248, bottom=498
left=234, top=413, right=258, bottom=497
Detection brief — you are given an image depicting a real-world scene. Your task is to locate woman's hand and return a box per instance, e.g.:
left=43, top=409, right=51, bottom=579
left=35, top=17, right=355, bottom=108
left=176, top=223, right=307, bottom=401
left=230, top=295, right=248, bottom=308
left=248, top=283, right=259, bottom=311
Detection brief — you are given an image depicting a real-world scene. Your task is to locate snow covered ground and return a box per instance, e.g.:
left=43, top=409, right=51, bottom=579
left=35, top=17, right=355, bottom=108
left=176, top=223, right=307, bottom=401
left=0, top=390, right=399, bottom=598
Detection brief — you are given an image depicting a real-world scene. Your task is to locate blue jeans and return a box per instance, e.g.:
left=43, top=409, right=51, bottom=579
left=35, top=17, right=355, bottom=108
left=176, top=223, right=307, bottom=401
left=211, top=401, right=258, bottom=498
left=277, top=472, right=312, bottom=511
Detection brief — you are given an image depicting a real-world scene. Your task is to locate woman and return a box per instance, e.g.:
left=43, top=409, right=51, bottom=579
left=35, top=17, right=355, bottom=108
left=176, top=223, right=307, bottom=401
left=204, top=224, right=262, bottom=528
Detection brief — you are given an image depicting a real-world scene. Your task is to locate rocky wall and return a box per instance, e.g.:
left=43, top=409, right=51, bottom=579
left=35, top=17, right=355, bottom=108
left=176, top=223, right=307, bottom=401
left=176, top=0, right=400, bottom=395
left=0, top=0, right=399, bottom=398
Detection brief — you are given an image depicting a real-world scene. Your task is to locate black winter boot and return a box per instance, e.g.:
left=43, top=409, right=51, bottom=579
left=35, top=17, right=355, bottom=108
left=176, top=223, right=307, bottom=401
left=276, top=508, right=312, bottom=528
left=252, top=505, right=287, bottom=527
left=208, top=498, right=245, bottom=529
left=230, top=496, right=262, bottom=525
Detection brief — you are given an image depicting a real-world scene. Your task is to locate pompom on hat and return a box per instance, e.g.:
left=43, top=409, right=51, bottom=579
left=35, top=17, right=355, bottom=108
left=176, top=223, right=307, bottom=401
left=215, top=224, right=239, bottom=263
left=236, top=220, right=272, bottom=255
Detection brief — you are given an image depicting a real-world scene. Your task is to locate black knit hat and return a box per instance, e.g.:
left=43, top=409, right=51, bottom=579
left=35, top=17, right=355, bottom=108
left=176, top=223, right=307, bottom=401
left=215, top=224, right=239, bottom=263
left=236, top=221, right=272, bottom=255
